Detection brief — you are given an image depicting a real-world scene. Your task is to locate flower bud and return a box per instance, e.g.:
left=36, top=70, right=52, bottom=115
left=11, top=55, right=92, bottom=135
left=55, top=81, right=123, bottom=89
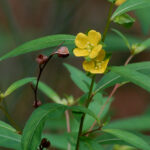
left=41, top=138, right=51, bottom=148
left=56, top=46, right=69, bottom=58
left=33, top=100, right=42, bottom=108
left=36, top=54, right=48, bottom=65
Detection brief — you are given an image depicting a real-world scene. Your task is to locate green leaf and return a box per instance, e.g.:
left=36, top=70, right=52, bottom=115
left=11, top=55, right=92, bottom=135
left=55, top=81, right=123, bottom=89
left=113, top=13, right=135, bottom=28
left=32, top=80, right=61, bottom=103
left=112, top=0, right=150, bottom=20
left=96, top=132, right=128, bottom=145
left=104, top=115, right=150, bottom=131
left=83, top=93, right=113, bottom=131
left=112, top=28, right=130, bottom=49
left=111, top=66, right=150, bottom=92
left=21, top=103, right=99, bottom=150
left=44, top=133, right=69, bottom=150
left=0, top=121, right=21, bottom=149
left=132, top=38, right=150, bottom=55
left=3, top=77, right=36, bottom=97
left=95, top=61, right=150, bottom=93
left=64, top=63, right=94, bottom=93
left=142, top=38, right=150, bottom=49
left=103, top=129, right=150, bottom=150
left=0, top=34, right=75, bottom=61
left=135, top=7, right=150, bottom=35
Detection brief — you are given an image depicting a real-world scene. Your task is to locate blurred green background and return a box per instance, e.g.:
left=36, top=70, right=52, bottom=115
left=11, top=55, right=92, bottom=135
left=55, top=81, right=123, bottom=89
left=0, top=1, right=150, bottom=149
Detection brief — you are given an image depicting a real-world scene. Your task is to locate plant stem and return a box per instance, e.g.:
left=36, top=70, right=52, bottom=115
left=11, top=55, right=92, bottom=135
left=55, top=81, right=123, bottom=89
left=33, top=42, right=64, bottom=107
left=65, top=110, right=71, bottom=150
left=102, top=2, right=114, bottom=42
left=124, top=55, right=134, bottom=66
left=75, top=2, right=114, bottom=149
left=89, top=54, right=134, bottom=132
left=75, top=75, right=96, bottom=150
left=0, top=105, right=21, bottom=132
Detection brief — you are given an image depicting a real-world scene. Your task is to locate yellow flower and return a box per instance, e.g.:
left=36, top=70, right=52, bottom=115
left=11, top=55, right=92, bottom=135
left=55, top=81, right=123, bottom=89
left=115, top=0, right=126, bottom=6
left=83, top=49, right=109, bottom=74
left=73, top=30, right=102, bottom=59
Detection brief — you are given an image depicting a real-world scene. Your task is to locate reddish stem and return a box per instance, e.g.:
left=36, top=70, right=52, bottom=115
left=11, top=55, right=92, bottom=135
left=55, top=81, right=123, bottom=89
left=65, top=110, right=71, bottom=150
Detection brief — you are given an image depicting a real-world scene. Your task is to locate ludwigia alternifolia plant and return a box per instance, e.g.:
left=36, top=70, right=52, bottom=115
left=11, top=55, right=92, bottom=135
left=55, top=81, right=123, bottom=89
left=0, top=0, right=150, bottom=150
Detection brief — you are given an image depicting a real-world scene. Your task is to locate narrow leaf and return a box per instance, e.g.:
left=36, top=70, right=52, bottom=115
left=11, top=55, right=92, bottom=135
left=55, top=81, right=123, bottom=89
left=4, top=77, right=36, bottom=97
left=112, top=0, right=150, bottom=20
left=111, top=66, right=150, bottom=92
left=104, top=115, right=150, bottom=131
left=21, top=103, right=99, bottom=150
left=103, top=129, right=150, bottom=150
left=64, top=63, right=93, bottom=92
left=95, top=62, right=150, bottom=93
left=0, top=34, right=75, bottom=61
left=0, top=121, right=21, bottom=149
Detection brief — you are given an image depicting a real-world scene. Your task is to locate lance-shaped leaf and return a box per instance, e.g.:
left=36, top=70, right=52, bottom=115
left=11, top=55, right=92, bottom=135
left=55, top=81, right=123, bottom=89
left=2, top=77, right=36, bottom=97
left=112, top=0, right=150, bottom=20
left=0, top=121, right=21, bottom=149
left=95, top=61, right=150, bottom=93
left=64, top=63, right=94, bottom=93
left=0, top=34, right=75, bottom=61
left=111, top=66, right=150, bottom=92
left=21, top=103, right=99, bottom=150
left=104, top=115, right=150, bottom=131
left=103, top=129, right=150, bottom=150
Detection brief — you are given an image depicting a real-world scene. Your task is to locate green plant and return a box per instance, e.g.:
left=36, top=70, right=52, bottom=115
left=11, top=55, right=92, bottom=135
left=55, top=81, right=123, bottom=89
left=0, top=0, right=150, bottom=150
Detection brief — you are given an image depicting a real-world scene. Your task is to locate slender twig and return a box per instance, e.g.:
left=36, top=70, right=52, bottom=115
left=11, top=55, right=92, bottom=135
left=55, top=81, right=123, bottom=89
left=0, top=105, right=21, bottom=132
left=75, top=75, right=96, bottom=150
left=65, top=110, right=71, bottom=150
left=124, top=55, right=134, bottom=66
left=89, top=54, right=134, bottom=132
left=102, top=2, right=114, bottom=42
left=33, top=42, right=64, bottom=107
left=82, top=124, right=103, bottom=136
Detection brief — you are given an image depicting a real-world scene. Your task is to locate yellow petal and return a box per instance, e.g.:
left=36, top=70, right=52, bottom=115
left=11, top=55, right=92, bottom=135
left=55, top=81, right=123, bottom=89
left=89, top=44, right=102, bottom=59
left=82, top=60, right=95, bottom=72
left=115, top=0, right=126, bottom=6
left=73, top=48, right=89, bottom=57
left=95, top=49, right=106, bottom=62
left=75, top=33, right=89, bottom=49
left=88, top=30, right=101, bottom=46
left=90, top=59, right=109, bottom=74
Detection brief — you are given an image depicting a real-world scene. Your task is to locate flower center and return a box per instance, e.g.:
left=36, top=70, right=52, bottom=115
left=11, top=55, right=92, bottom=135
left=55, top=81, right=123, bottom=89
left=94, top=61, right=102, bottom=70
left=86, top=42, right=94, bottom=52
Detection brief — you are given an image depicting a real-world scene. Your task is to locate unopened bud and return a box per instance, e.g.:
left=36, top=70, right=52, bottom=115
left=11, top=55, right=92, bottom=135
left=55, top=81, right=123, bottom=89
left=56, top=46, right=69, bottom=58
left=33, top=100, right=42, bottom=108
left=36, top=54, right=48, bottom=65
left=41, top=138, right=51, bottom=148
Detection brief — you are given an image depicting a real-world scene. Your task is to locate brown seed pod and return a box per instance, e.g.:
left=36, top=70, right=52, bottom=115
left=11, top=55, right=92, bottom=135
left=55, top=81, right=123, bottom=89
left=56, top=46, right=69, bottom=58
left=36, top=54, right=48, bottom=64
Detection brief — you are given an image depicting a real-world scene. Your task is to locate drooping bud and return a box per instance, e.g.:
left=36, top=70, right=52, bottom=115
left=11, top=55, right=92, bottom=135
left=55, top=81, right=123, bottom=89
left=56, top=46, right=69, bottom=58
left=33, top=100, right=42, bottom=108
left=36, top=54, right=48, bottom=65
left=40, top=138, right=51, bottom=148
